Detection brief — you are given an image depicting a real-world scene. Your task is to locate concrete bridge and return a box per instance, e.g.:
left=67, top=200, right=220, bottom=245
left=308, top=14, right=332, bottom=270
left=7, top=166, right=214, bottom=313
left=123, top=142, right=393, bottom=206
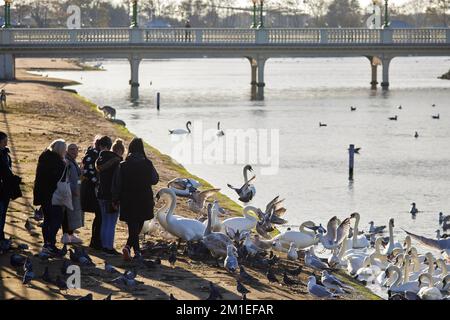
left=1, top=27, right=450, bottom=100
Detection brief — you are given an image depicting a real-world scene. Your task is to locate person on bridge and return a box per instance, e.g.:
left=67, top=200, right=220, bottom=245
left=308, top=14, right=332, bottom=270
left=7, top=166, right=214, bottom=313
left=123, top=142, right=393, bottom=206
left=185, top=20, right=192, bottom=42
left=0, top=89, right=7, bottom=109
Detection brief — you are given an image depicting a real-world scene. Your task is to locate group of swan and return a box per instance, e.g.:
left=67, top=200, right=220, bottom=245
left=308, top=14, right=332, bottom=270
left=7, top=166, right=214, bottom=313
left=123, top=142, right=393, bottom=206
left=169, top=121, right=225, bottom=137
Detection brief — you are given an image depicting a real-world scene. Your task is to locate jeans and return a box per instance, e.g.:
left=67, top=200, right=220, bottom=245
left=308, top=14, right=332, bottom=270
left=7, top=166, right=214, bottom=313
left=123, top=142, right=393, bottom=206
left=41, top=203, right=64, bottom=248
left=0, top=199, right=10, bottom=240
left=126, top=221, right=144, bottom=254
left=99, top=200, right=119, bottom=250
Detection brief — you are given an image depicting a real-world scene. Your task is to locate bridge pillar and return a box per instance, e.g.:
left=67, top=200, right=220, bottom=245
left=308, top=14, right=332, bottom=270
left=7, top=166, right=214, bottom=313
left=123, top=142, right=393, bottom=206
left=0, top=54, right=15, bottom=81
left=381, top=58, right=391, bottom=90
left=368, top=56, right=380, bottom=90
left=256, top=58, right=266, bottom=101
left=129, top=56, right=141, bottom=100
left=247, top=58, right=258, bottom=100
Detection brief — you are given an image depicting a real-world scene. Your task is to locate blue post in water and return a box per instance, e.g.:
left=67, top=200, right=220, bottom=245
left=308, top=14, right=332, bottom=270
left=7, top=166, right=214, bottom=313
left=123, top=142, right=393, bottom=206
left=348, top=144, right=355, bottom=181
left=156, top=92, right=160, bottom=110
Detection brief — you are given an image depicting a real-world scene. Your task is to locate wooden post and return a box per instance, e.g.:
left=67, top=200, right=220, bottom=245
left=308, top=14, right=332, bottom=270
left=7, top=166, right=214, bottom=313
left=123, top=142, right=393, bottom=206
left=348, top=144, right=355, bottom=181
left=156, top=92, right=160, bottom=110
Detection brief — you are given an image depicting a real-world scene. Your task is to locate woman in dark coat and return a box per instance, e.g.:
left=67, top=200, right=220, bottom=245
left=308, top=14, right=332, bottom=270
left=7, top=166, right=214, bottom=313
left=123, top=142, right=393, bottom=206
left=33, top=139, right=67, bottom=255
left=0, top=132, right=14, bottom=242
left=112, top=138, right=159, bottom=261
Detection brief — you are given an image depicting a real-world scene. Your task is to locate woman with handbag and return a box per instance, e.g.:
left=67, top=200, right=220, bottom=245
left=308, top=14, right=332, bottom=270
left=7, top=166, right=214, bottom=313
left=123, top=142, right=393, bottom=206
left=33, top=139, right=67, bottom=256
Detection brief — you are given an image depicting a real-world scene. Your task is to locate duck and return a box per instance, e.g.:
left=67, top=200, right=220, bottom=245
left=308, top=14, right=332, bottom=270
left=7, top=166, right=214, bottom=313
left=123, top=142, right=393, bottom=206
left=383, top=218, right=403, bottom=255
left=216, top=122, right=225, bottom=136
left=350, top=106, right=356, bottom=111
left=319, top=122, right=327, bottom=127
left=388, top=115, right=398, bottom=121
left=169, top=121, right=192, bottom=134
left=346, top=212, right=370, bottom=249
left=410, top=203, right=418, bottom=215
left=417, top=273, right=443, bottom=300
left=202, top=204, right=233, bottom=258
left=221, top=206, right=260, bottom=236
left=167, top=177, right=201, bottom=197
left=287, top=242, right=298, bottom=261
left=227, top=165, right=256, bottom=203
left=432, top=114, right=440, bottom=119
left=156, top=188, right=206, bottom=242
left=319, top=217, right=351, bottom=250
left=187, top=188, right=221, bottom=214
left=414, top=131, right=419, bottom=138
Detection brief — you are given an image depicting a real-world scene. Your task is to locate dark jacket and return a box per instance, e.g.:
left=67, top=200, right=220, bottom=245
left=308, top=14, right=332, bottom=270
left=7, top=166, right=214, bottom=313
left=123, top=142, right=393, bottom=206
left=33, top=149, right=66, bottom=206
left=95, top=150, right=121, bottom=201
left=112, top=153, right=159, bottom=223
left=80, top=146, right=100, bottom=212
left=0, top=147, right=13, bottom=201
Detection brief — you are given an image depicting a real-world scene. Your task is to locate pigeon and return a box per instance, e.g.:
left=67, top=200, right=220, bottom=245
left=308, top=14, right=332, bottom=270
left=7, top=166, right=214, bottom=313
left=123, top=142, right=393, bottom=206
left=307, top=276, right=336, bottom=298
left=168, top=251, right=177, bottom=267
left=103, top=293, right=112, bottom=300
left=42, top=266, right=53, bottom=283
left=239, top=266, right=257, bottom=283
left=266, top=268, right=279, bottom=283
left=283, top=272, right=299, bottom=286
left=224, top=244, right=238, bottom=273
left=22, top=258, right=34, bottom=285
left=169, top=293, right=177, bottom=300
left=23, top=257, right=33, bottom=272
left=124, top=269, right=137, bottom=280
left=18, top=243, right=29, bottom=250
left=142, top=258, right=161, bottom=268
left=10, top=254, right=26, bottom=267
left=77, top=293, right=93, bottom=300
left=56, top=276, right=68, bottom=290
left=236, top=280, right=250, bottom=300
left=286, top=266, right=303, bottom=276
left=33, top=207, right=43, bottom=221
left=59, top=244, right=68, bottom=257
left=105, top=262, right=119, bottom=274
left=25, top=219, right=35, bottom=232
left=0, top=237, right=12, bottom=253
left=206, top=281, right=223, bottom=300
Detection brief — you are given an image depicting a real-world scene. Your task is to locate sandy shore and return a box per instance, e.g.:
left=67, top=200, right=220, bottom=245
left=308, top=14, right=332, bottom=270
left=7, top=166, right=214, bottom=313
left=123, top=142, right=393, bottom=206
left=0, top=59, right=379, bottom=300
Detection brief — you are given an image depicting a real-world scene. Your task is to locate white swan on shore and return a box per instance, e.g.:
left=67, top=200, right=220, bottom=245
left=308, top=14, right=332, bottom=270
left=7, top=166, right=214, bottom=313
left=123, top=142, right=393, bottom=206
left=383, top=218, right=403, bottom=255
left=345, top=212, right=370, bottom=249
left=384, top=265, right=422, bottom=294
left=156, top=188, right=206, bottom=241
left=221, top=206, right=259, bottom=235
left=319, top=217, right=351, bottom=250
left=271, top=222, right=320, bottom=252
left=417, top=273, right=443, bottom=300
left=227, top=165, right=256, bottom=203
left=169, top=121, right=192, bottom=135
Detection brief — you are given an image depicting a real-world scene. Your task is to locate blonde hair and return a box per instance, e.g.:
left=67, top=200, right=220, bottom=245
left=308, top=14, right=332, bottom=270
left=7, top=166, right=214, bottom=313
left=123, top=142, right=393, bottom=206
left=112, top=138, right=125, bottom=156
left=48, top=139, right=67, bottom=156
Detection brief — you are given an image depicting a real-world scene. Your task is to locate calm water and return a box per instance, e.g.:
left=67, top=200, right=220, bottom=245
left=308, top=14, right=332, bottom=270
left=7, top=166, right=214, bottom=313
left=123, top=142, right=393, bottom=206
left=44, top=57, right=450, bottom=249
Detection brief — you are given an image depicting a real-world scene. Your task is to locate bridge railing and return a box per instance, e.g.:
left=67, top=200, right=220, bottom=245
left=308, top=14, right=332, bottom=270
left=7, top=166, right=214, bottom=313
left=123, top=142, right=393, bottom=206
left=1, top=28, right=449, bottom=46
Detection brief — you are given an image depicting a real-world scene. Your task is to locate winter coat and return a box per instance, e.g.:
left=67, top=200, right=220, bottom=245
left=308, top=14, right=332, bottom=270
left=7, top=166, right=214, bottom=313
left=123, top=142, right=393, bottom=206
left=0, top=147, right=13, bottom=201
left=33, top=149, right=66, bottom=206
left=112, top=152, right=159, bottom=224
left=95, top=150, right=122, bottom=201
left=65, top=155, right=84, bottom=230
left=80, top=146, right=100, bottom=212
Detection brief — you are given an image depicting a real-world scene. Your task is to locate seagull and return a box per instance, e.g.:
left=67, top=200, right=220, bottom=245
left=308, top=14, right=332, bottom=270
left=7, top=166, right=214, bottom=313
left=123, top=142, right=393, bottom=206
left=287, top=242, right=298, bottom=261
left=410, top=203, right=418, bottom=215
left=307, top=276, right=336, bottom=298
left=236, top=280, right=250, bottom=300
left=321, top=270, right=352, bottom=293
left=266, top=268, right=279, bottom=283
left=206, top=281, right=223, bottom=300
left=305, top=247, right=330, bottom=270
left=224, top=244, right=238, bottom=273
left=368, top=221, right=386, bottom=234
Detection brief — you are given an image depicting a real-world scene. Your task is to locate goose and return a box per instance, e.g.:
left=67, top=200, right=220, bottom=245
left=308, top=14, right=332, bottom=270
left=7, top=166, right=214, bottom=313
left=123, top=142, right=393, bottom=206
left=388, top=115, right=398, bottom=121
left=202, top=204, right=232, bottom=258
left=384, top=265, right=422, bottom=294
left=346, top=212, right=370, bottom=249
left=321, top=270, right=352, bottom=293
left=383, top=218, right=403, bottom=255
left=368, top=221, right=386, bottom=234
left=222, top=206, right=259, bottom=235
left=169, top=121, right=192, bottom=134
left=417, top=273, right=443, bottom=300
left=432, top=114, right=440, bottom=119
left=287, top=242, right=298, bottom=261
left=167, top=177, right=201, bottom=197
left=227, top=165, right=256, bottom=203
left=187, top=188, right=221, bottom=214
left=156, top=188, right=206, bottom=242
left=410, top=203, right=418, bottom=215
left=319, top=217, right=351, bottom=250
left=319, top=122, right=327, bottom=127
left=216, top=122, right=225, bottom=136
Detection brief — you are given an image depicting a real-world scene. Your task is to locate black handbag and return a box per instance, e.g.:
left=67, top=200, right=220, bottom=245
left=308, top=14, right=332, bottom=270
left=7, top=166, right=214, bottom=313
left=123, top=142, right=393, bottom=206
left=7, top=174, right=22, bottom=200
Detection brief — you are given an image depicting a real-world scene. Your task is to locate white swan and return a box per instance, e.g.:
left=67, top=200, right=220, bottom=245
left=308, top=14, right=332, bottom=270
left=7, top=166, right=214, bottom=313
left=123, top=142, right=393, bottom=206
left=383, top=218, right=403, bottom=255
left=222, top=206, right=259, bottom=234
left=356, top=256, right=381, bottom=282
left=270, top=222, right=319, bottom=251
left=157, top=188, right=206, bottom=241
left=346, top=253, right=368, bottom=276
left=319, top=217, right=351, bottom=250
left=345, top=212, right=370, bottom=249
left=384, top=265, right=422, bottom=294
left=328, top=237, right=348, bottom=269
left=417, top=273, right=443, bottom=300
left=216, top=122, right=225, bottom=136
left=227, top=165, right=256, bottom=203
left=169, top=121, right=192, bottom=135
left=187, top=188, right=221, bottom=214
left=202, top=201, right=223, bottom=232
left=369, top=238, right=389, bottom=270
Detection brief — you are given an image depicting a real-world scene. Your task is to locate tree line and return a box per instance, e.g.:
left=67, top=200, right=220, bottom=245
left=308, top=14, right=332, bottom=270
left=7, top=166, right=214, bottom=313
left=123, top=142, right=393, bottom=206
left=5, top=0, right=449, bottom=28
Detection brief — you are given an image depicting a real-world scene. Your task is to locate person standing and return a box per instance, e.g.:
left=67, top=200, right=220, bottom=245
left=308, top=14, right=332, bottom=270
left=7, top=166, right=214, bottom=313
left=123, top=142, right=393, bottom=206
left=96, top=139, right=124, bottom=255
left=61, top=143, right=83, bottom=244
left=33, top=139, right=67, bottom=255
left=112, top=138, right=159, bottom=261
left=80, top=135, right=102, bottom=250
left=0, top=132, right=15, bottom=242
left=185, top=20, right=192, bottom=42
left=0, top=90, right=7, bottom=109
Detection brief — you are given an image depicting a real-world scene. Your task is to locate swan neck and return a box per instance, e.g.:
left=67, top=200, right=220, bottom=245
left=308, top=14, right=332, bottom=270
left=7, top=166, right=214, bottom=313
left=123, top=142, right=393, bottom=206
left=353, top=214, right=360, bottom=244
left=165, top=191, right=177, bottom=223
left=243, top=167, right=249, bottom=183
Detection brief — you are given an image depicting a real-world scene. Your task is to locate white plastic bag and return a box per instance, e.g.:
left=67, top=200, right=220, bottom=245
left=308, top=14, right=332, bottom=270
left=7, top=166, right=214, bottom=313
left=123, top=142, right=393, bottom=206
left=51, top=166, right=73, bottom=210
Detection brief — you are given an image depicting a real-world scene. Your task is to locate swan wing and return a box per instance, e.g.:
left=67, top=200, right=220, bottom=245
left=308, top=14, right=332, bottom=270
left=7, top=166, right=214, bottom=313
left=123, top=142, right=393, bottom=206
left=198, top=188, right=221, bottom=204
left=326, top=217, right=338, bottom=242
left=403, top=229, right=450, bottom=250
left=335, top=218, right=351, bottom=245
left=264, top=196, right=280, bottom=214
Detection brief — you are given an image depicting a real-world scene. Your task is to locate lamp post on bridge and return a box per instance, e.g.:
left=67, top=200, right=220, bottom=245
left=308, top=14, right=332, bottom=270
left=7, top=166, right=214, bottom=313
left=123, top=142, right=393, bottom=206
left=2, top=0, right=12, bottom=28
left=383, top=0, right=390, bottom=28
left=130, top=0, right=138, bottom=28
left=257, top=0, right=265, bottom=29
left=251, top=0, right=258, bottom=28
